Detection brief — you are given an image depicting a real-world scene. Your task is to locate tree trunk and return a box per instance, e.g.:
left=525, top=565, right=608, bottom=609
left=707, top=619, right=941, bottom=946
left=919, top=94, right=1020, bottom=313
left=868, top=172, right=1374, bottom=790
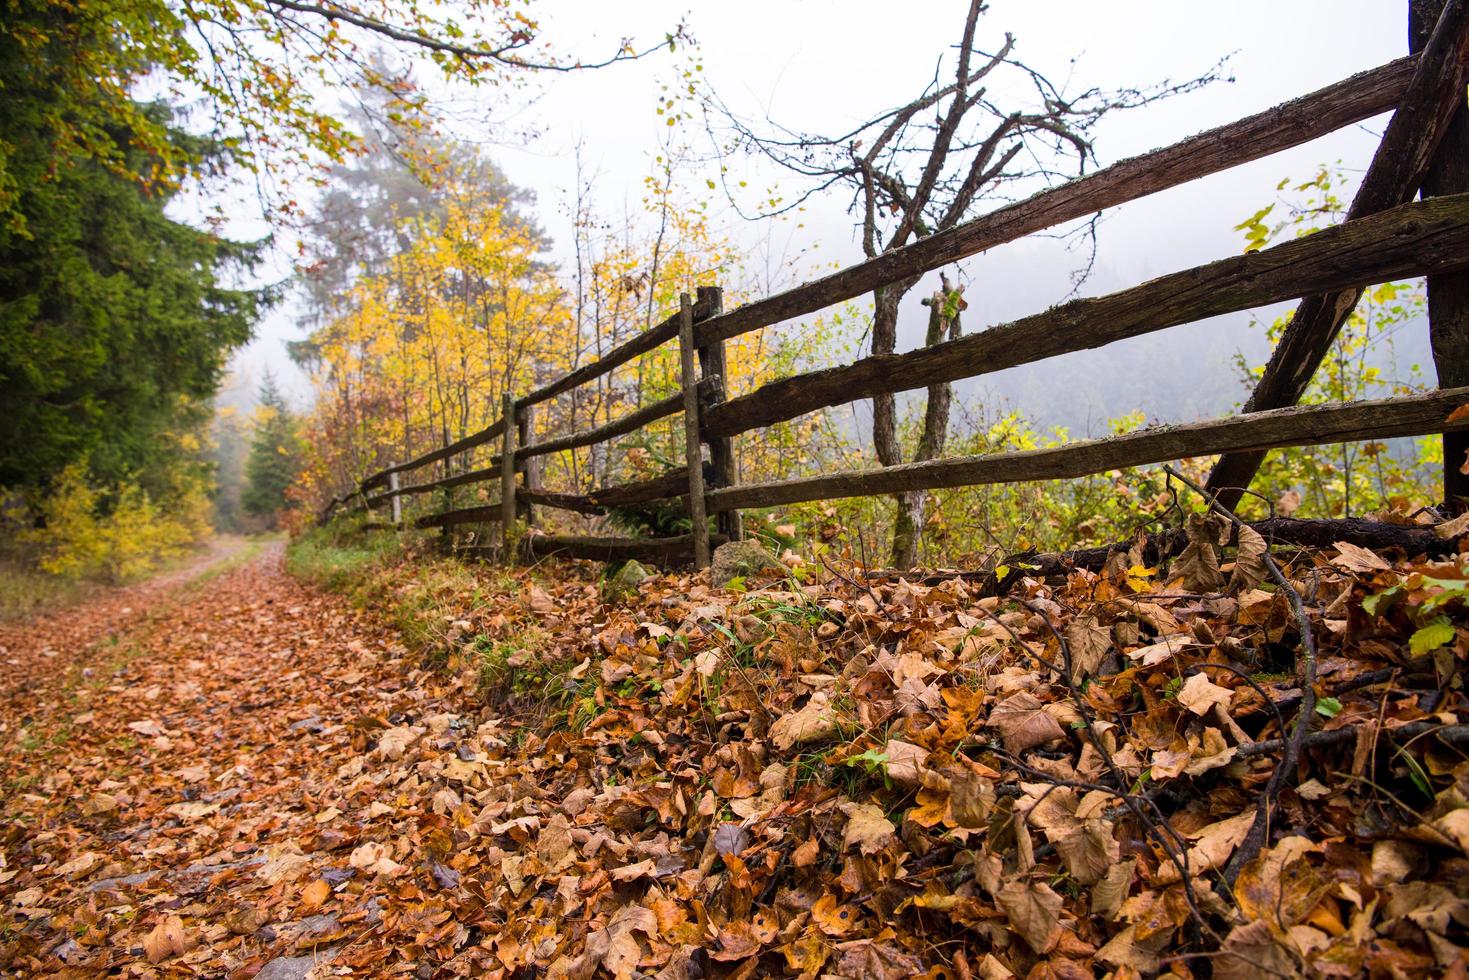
left=870, top=283, right=905, bottom=468
left=891, top=278, right=965, bottom=568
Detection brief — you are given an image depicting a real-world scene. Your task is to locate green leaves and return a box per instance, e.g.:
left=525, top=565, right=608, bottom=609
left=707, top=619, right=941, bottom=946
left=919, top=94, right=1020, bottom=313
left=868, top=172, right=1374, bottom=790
left=1362, top=568, right=1465, bottom=659
left=1410, top=618, right=1457, bottom=657
left=1233, top=203, right=1275, bottom=253
left=1362, top=586, right=1402, bottom=618
left=1314, top=697, right=1342, bottom=719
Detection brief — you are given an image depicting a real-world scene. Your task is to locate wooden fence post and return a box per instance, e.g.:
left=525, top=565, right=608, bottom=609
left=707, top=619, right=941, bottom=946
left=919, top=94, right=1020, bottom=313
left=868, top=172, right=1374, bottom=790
left=679, top=293, right=711, bottom=569
left=1203, top=0, right=1469, bottom=508
left=499, top=393, right=517, bottom=561
left=695, top=285, right=742, bottom=542
left=517, top=401, right=538, bottom=526
left=1412, top=0, right=1469, bottom=513
left=388, top=470, right=402, bottom=527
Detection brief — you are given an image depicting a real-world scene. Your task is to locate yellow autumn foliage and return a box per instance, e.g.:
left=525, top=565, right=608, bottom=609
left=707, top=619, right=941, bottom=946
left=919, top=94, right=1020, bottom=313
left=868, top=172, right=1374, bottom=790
left=26, top=463, right=210, bottom=583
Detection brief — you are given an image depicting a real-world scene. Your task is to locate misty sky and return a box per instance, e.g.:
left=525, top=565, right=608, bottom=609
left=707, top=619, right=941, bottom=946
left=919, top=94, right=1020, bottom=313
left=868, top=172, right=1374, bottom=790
left=232, top=1, right=1418, bottom=435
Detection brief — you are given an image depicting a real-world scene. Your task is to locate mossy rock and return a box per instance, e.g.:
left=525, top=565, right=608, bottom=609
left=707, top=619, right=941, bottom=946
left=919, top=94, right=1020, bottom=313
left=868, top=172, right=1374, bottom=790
left=601, top=559, right=652, bottom=602
left=711, top=539, right=781, bottom=588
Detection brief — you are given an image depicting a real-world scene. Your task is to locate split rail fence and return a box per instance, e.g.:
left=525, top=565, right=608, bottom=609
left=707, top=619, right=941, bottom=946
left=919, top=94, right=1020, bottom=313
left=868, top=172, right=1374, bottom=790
left=325, top=2, right=1469, bottom=569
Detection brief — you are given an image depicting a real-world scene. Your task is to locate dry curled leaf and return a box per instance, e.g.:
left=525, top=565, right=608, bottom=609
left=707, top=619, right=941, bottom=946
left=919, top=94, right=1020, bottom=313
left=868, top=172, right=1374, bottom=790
left=1228, top=523, right=1269, bottom=591
left=996, top=878, right=1064, bottom=953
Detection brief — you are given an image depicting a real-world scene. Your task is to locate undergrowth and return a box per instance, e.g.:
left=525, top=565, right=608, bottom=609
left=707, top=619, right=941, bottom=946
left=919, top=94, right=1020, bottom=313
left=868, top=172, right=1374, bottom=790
left=287, top=520, right=563, bottom=705
left=0, top=559, right=87, bottom=620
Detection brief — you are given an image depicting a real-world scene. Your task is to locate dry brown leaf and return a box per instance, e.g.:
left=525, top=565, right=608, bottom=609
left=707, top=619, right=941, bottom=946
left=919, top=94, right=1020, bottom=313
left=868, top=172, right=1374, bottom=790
left=768, top=691, right=838, bottom=752
left=300, top=877, right=331, bottom=911
left=1228, top=523, right=1269, bottom=591
left=1063, top=614, right=1111, bottom=683
left=348, top=841, right=403, bottom=877
left=951, top=766, right=996, bottom=829
left=1330, top=540, right=1392, bottom=573
left=1157, top=809, right=1255, bottom=884
left=1173, top=512, right=1225, bottom=592
left=1022, top=785, right=1119, bottom=885
left=374, top=724, right=422, bottom=761
left=812, top=892, right=858, bottom=936
left=1090, top=857, right=1135, bottom=920
left=526, top=586, right=558, bottom=614
left=880, top=739, right=929, bottom=788
left=996, top=879, right=1064, bottom=953
left=1435, top=511, right=1469, bottom=540
left=1371, top=839, right=1422, bottom=885
left=143, top=914, right=189, bottom=964
left=1432, top=807, right=1469, bottom=857
left=988, top=691, right=1065, bottom=755
left=840, top=802, right=896, bottom=855
left=1126, top=633, right=1190, bottom=667
left=597, top=902, right=658, bottom=978
left=55, top=851, right=103, bottom=878
left=1176, top=671, right=1232, bottom=717
left=1095, top=923, right=1161, bottom=973
left=1214, top=920, right=1297, bottom=980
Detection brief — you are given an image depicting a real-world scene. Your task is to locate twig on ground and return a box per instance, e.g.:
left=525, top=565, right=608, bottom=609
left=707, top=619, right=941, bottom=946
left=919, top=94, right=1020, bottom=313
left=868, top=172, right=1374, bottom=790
left=1163, top=467, right=1318, bottom=884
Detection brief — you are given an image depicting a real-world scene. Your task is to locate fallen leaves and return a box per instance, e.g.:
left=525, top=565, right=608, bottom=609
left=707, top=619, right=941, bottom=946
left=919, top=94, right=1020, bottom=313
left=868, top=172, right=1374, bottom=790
left=6, top=518, right=1469, bottom=978
left=768, top=689, right=839, bottom=751
left=300, top=877, right=332, bottom=911
left=142, top=914, right=190, bottom=964
left=1176, top=670, right=1233, bottom=716
left=840, top=802, right=896, bottom=854
left=997, top=879, right=1065, bottom=954
left=349, top=841, right=404, bottom=877
left=988, top=691, right=1065, bottom=754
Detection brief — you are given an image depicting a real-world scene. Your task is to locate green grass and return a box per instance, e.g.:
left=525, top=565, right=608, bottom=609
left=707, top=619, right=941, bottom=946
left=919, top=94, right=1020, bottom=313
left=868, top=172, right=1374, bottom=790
left=0, top=558, right=88, bottom=619
left=285, top=520, right=406, bottom=593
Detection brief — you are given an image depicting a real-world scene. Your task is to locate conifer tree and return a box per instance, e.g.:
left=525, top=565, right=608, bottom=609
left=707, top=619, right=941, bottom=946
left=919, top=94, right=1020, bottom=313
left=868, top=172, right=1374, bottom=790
left=242, top=376, right=301, bottom=527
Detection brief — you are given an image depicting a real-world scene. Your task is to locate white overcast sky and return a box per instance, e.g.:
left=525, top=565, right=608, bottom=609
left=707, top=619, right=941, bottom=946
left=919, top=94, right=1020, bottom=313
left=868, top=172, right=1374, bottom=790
left=236, top=0, right=1412, bottom=430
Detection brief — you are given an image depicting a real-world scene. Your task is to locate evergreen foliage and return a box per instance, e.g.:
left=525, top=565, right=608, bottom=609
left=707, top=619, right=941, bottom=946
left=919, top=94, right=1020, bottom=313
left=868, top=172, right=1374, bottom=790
left=242, top=376, right=301, bottom=525
left=0, top=0, right=261, bottom=495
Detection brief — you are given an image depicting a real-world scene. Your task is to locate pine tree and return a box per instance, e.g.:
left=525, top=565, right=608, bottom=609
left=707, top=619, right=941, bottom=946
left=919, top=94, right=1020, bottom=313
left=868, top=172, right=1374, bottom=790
left=241, top=376, right=301, bottom=527
left=0, top=1, right=261, bottom=493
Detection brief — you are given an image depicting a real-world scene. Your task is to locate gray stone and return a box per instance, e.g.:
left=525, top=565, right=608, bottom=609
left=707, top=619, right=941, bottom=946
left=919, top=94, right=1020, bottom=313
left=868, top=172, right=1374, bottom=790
left=602, top=559, right=652, bottom=602
left=279, top=913, right=342, bottom=944
left=711, top=540, right=780, bottom=588
left=254, top=948, right=339, bottom=980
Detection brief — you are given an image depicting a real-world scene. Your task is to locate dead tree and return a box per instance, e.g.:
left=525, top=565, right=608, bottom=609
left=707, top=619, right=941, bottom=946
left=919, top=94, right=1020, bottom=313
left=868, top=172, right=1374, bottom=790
left=892, top=275, right=965, bottom=567
left=706, top=0, right=1220, bottom=567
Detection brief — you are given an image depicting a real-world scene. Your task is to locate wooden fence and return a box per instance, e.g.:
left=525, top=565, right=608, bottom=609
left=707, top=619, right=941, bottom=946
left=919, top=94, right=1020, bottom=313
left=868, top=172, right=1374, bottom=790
left=324, top=3, right=1469, bottom=568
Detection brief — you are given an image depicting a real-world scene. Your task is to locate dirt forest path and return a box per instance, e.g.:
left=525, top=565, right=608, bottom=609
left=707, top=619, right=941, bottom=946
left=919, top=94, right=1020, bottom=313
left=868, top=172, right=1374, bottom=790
left=0, top=535, right=261, bottom=703
left=0, top=544, right=442, bottom=977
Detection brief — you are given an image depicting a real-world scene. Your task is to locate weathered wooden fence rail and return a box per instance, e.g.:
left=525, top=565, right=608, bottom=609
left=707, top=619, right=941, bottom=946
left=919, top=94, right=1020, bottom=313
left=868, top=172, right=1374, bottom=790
left=323, top=2, right=1469, bottom=569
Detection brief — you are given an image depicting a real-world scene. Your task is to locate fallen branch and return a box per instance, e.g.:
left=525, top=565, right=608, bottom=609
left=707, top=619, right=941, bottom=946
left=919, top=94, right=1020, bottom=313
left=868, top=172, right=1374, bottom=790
left=1235, top=721, right=1469, bottom=758
left=860, top=517, right=1457, bottom=588
left=1163, top=466, right=1317, bottom=885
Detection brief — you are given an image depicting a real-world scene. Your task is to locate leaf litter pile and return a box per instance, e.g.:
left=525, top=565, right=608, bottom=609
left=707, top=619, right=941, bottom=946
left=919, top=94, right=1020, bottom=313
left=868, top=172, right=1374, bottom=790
left=6, top=512, right=1469, bottom=978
